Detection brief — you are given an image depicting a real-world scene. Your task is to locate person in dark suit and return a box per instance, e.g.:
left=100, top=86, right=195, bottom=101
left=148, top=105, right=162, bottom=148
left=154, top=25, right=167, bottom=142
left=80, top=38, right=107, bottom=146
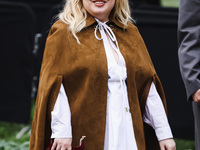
left=178, top=0, right=200, bottom=149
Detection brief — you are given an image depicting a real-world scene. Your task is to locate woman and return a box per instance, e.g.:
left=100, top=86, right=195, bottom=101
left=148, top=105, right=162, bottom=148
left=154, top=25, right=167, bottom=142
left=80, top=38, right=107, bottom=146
left=29, top=0, right=176, bottom=150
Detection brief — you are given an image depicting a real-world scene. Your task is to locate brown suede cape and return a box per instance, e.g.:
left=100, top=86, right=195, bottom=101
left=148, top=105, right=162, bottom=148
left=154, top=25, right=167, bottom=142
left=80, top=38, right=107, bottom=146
left=29, top=14, right=167, bottom=150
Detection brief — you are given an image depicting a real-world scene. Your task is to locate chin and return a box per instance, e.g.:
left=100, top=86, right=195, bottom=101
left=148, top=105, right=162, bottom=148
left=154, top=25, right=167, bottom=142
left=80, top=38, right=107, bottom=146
left=91, top=9, right=109, bottom=18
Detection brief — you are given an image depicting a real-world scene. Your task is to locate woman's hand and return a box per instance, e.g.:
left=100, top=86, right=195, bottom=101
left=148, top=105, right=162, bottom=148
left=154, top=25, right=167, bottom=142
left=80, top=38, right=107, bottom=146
left=159, top=138, right=176, bottom=150
left=51, top=138, right=72, bottom=150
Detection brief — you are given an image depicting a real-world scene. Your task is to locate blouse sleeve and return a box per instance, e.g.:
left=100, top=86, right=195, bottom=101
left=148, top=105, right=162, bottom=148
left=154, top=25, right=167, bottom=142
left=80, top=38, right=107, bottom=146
left=143, top=82, right=173, bottom=141
left=51, top=83, right=72, bottom=138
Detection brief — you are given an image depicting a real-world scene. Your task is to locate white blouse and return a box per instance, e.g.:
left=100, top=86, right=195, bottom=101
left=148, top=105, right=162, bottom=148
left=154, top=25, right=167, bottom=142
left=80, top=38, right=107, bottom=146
left=51, top=19, right=173, bottom=149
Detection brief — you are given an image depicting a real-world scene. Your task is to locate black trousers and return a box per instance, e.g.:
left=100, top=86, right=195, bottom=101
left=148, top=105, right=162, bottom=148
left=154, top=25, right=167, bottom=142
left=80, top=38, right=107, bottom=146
left=193, top=102, right=200, bottom=150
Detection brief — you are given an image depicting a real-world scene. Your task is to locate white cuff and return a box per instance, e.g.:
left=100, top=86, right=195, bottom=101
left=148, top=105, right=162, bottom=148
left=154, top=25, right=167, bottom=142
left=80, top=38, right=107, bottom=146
left=51, top=124, right=72, bottom=139
left=155, top=126, right=173, bottom=141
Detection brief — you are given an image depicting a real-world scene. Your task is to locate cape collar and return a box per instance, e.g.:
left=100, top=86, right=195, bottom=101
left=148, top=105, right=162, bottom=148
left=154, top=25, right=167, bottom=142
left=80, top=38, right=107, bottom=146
left=85, top=12, right=125, bottom=29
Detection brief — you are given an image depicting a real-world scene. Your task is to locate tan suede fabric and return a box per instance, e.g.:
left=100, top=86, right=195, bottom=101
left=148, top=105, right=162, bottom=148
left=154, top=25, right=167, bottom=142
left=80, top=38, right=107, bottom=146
left=29, top=14, right=167, bottom=150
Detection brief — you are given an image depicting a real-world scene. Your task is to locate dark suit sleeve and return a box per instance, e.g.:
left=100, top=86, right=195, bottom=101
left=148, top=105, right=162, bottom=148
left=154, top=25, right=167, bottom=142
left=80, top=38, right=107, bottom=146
left=178, top=0, right=200, bottom=101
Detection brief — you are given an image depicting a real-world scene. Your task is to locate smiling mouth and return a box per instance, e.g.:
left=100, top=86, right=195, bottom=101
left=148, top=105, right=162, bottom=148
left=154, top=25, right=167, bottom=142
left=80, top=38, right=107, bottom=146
left=95, top=1, right=104, bottom=3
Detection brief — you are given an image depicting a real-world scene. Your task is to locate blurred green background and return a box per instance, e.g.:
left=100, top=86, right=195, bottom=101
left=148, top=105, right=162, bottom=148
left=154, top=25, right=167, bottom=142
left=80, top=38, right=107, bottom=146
left=1, top=0, right=195, bottom=150
left=161, top=0, right=180, bottom=7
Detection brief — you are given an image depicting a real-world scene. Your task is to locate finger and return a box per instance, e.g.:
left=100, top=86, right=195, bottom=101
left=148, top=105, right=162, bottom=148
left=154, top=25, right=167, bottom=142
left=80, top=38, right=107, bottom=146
left=68, top=147, right=72, bottom=150
left=56, top=144, right=61, bottom=150
left=193, top=90, right=200, bottom=101
left=194, top=99, right=200, bottom=102
left=196, top=95, right=200, bottom=101
left=60, top=145, right=71, bottom=150
left=166, top=144, right=176, bottom=150
left=61, top=147, right=66, bottom=150
left=193, top=96, right=200, bottom=102
left=51, top=142, right=57, bottom=150
left=172, top=147, right=176, bottom=150
left=159, top=144, right=165, bottom=150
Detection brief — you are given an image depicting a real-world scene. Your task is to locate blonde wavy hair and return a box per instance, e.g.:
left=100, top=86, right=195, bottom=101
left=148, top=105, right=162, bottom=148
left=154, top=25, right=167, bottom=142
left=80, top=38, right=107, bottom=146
left=59, top=0, right=133, bottom=43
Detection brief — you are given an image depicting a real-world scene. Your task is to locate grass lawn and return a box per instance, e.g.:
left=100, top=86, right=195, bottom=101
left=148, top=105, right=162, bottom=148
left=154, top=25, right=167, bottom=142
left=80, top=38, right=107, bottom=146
left=175, top=139, right=195, bottom=150
left=0, top=122, right=30, bottom=150
left=160, top=0, right=180, bottom=7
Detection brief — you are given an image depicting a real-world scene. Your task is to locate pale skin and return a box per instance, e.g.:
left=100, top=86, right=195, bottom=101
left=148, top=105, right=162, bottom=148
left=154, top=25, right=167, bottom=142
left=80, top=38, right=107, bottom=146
left=159, top=138, right=176, bottom=150
left=192, top=89, right=200, bottom=102
left=52, top=0, right=176, bottom=149
left=51, top=138, right=72, bottom=150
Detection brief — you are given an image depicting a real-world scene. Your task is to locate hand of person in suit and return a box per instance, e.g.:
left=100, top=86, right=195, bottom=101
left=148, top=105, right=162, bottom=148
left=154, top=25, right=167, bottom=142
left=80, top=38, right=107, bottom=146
left=51, top=138, right=72, bottom=150
left=159, top=138, right=176, bottom=150
left=192, top=89, right=200, bottom=102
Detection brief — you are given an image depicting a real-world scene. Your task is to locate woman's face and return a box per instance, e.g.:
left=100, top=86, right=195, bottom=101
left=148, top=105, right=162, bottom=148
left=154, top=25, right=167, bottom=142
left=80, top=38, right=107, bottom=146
left=82, top=0, right=116, bottom=22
